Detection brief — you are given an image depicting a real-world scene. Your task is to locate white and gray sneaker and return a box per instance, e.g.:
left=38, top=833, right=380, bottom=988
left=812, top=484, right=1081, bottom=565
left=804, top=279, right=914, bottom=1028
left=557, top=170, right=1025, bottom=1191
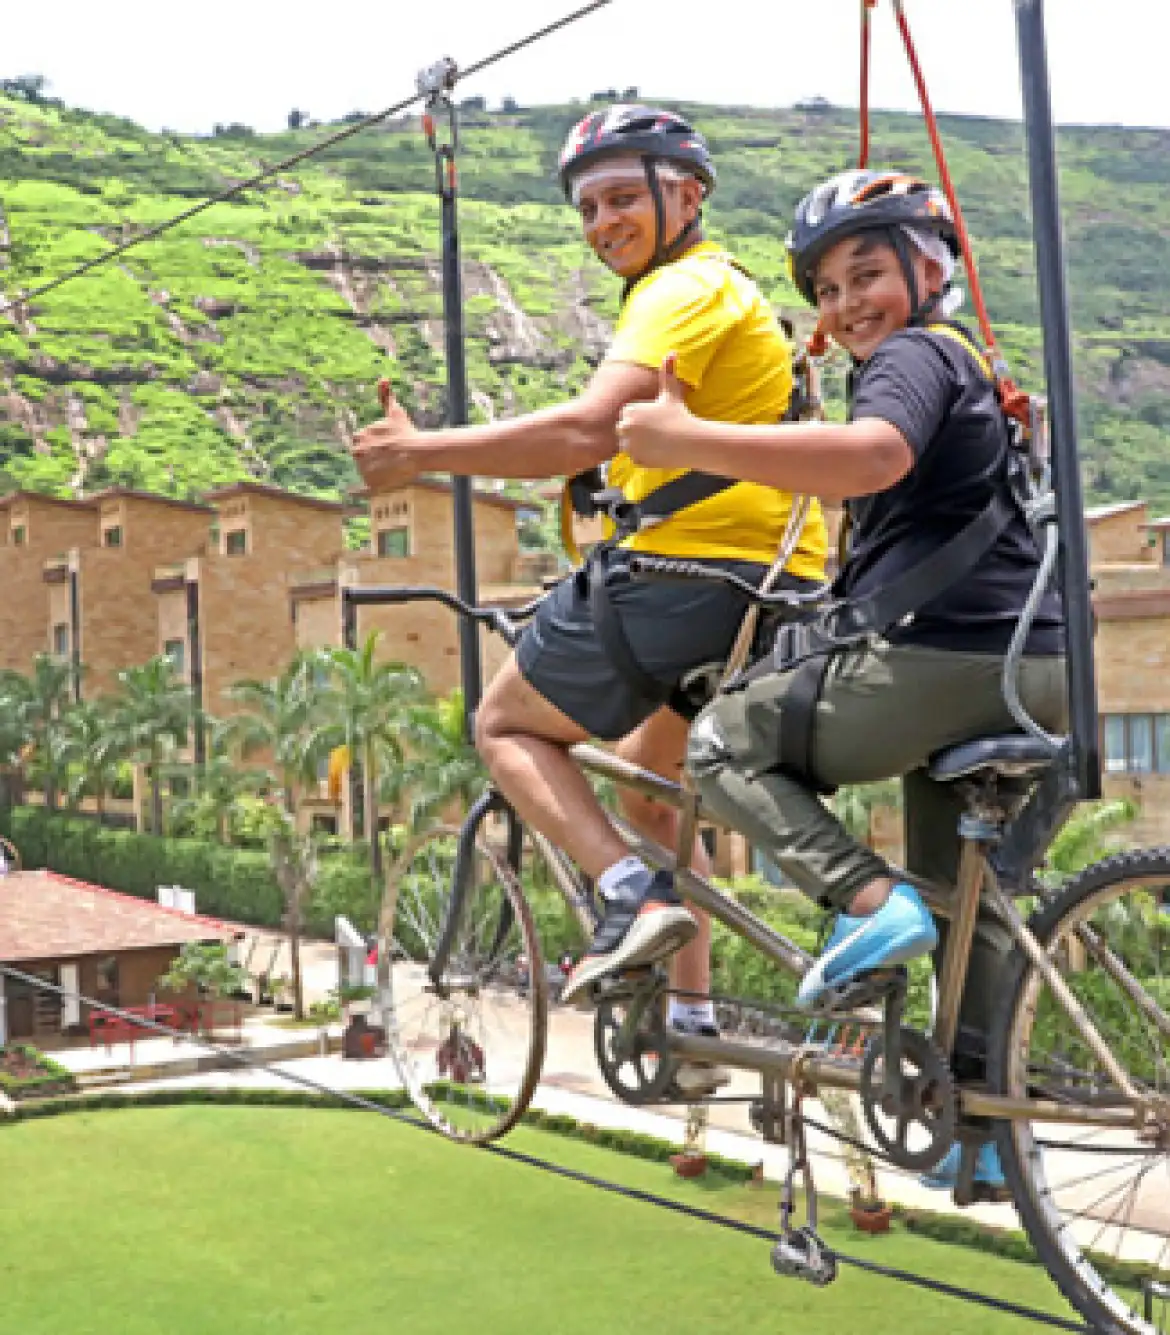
left=560, top=870, right=697, bottom=1009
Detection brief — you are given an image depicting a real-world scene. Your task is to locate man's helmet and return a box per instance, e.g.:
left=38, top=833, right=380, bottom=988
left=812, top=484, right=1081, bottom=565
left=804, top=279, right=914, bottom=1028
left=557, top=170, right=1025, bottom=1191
left=557, top=104, right=716, bottom=200
left=786, top=170, right=958, bottom=307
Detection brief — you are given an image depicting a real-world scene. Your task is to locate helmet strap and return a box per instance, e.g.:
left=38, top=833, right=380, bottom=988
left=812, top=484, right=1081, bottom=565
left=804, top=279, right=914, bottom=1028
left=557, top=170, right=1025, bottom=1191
left=620, top=158, right=701, bottom=301
left=888, top=226, right=944, bottom=326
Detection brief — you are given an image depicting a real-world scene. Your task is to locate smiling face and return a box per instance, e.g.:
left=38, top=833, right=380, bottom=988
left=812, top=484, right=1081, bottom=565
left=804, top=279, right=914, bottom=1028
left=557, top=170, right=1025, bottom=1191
left=573, top=157, right=703, bottom=279
left=813, top=233, right=943, bottom=360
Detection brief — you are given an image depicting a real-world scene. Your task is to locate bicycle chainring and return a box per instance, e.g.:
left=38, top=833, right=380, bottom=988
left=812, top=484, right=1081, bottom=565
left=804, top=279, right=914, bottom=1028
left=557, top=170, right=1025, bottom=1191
left=858, top=1027, right=957, bottom=1172
left=593, top=995, right=678, bottom=1105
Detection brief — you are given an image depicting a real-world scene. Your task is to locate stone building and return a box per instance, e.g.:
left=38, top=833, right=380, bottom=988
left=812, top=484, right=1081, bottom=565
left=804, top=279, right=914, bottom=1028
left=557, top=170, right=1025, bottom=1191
left=151, top=482, right=355, bottom=749
left=42, top=488, right=215, bottom=698
left=0, top=491, right=98, bottom=680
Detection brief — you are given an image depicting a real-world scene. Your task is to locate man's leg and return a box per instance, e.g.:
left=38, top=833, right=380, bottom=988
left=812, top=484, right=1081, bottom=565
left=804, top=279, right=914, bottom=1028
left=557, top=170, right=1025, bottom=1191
left=476, top=656, right=624, bottom=879
left=476, top=655, right=696, bottom=990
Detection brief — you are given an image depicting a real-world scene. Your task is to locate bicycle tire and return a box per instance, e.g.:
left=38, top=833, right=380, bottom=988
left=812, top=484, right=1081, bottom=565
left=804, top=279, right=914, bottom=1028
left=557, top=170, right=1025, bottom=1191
left=988, top=847, right=1170, bottom=1335
left=379, top=821, right=548, bottom=1144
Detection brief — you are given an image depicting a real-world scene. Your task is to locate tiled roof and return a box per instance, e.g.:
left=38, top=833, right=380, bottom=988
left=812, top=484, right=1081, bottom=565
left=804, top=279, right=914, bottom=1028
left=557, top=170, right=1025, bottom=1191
left=0, top=870, right=239, bottom=963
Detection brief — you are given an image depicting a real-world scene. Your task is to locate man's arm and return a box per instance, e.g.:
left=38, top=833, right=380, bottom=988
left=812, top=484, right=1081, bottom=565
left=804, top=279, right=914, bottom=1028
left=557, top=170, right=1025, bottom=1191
left=352, top=360, right=660, bottom=492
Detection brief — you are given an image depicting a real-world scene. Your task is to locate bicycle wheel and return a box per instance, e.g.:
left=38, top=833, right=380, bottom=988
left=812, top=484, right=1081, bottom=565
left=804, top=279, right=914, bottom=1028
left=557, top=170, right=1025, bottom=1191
left=988, top=849, right=1170, bottom=1334
left=379, top=820, right=548, bottom=1144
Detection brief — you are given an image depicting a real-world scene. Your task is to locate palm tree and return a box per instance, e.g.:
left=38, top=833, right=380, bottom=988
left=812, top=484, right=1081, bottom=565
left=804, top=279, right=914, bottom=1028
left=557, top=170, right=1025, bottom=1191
left=60, top=697, right=124, bottom=820
left=1038, top=798, right=1137, bottom=889
left=168, top=719, right=269, bottom=844
left=314, top=633, right=429, bottom=881
left=104, top=656, right=195, bottom=835
left=386, top=688, right=487, bottom=832
left=226, top=654, right=334, bottom=1020
left=1, top=656, right=76, bottom=811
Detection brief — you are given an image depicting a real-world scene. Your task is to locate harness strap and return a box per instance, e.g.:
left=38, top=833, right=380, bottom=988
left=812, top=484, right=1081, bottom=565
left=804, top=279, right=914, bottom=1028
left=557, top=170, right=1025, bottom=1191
left=585, top=549, right=672, bottom=706
left=776, top=655, right=835, bottom=793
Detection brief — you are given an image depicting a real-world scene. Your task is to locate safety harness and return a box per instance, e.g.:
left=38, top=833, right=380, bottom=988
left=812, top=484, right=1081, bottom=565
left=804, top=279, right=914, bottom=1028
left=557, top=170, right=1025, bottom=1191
left=735, top=322, right=1045, bottom=791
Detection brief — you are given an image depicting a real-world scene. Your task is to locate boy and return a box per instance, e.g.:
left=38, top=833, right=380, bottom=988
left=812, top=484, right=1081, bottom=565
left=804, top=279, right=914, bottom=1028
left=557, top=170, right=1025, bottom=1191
left=615, top=169, right=1066, bottom=1192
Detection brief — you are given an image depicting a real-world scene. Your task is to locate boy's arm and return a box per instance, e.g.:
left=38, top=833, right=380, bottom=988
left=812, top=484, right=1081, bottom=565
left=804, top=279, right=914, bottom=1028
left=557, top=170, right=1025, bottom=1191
left=352, top=360, right=659, bottom=492
left=617, top=356, right=911, bottom=501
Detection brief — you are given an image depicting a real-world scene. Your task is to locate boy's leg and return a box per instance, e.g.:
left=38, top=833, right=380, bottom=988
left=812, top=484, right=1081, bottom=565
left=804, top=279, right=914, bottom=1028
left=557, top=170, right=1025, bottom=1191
left=687, top=644, right=1059, bottom=1004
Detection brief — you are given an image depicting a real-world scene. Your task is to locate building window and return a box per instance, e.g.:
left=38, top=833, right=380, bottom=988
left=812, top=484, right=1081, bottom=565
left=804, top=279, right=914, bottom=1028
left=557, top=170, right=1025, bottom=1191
left=11, top=525, right=26, bottom=547
left=1163, top=531, right=1170, bottom=567
left=52, top=622, right=69, bottom=656
left=164, top=638, right=186, bottom=674
left=310, top=813, right=338, bottom=837
left=377, top=526, right=410, bottom=558
left=225, top=529, right=248, bottom=556
left=103, top=525, right=123, bottom=548
left=1102, top=713, right=1170, bottom=774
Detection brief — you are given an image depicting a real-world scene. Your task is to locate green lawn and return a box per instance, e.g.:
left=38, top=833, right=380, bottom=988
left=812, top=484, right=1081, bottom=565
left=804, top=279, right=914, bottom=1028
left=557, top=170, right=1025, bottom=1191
left=0, top=1106, right=1084, bottom=1335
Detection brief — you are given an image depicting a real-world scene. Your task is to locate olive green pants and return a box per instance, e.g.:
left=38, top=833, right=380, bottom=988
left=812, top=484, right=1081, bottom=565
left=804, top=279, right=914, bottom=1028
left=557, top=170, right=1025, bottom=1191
left=687, top=640, right=1067, bottom=1049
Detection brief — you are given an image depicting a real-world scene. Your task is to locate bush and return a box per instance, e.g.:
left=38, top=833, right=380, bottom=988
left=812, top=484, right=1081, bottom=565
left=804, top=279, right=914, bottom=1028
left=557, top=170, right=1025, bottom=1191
left=0, top=1045, right=77, bottom=1101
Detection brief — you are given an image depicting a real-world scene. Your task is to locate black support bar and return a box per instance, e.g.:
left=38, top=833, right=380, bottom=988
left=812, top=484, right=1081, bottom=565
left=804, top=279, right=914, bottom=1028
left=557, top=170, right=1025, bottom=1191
left=1013, top=0, right=1101, bottom=798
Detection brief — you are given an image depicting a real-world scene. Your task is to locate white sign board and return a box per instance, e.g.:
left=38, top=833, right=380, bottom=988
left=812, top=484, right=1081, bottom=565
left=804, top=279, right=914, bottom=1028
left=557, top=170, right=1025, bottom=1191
left=157, top=885, right=196, bottom=914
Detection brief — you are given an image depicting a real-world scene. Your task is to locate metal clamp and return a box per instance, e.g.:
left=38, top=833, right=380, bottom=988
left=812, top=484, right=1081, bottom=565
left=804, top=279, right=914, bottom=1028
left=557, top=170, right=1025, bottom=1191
left=417, top=56, right=459, bottom=182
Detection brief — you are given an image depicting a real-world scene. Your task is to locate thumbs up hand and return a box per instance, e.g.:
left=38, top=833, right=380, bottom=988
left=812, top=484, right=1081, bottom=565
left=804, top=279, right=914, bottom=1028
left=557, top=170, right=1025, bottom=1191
left=616, top=354, right=693, bottom=468
left=351, top=377, right=423, bottom=491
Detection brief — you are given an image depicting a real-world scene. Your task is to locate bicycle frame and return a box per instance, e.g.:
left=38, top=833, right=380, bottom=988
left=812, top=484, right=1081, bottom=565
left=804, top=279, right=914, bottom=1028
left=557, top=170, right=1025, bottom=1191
left=353, top=582, right=1160, bottom=1136
left=433, top=737, right=1155, bottom=1135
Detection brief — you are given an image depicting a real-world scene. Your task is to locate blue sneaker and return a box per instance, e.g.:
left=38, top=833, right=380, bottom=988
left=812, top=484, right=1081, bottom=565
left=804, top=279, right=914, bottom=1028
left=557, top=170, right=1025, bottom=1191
left=796, top=883, right=938, bottom=1010
left=920, top=1141, right=1010, bottom=1203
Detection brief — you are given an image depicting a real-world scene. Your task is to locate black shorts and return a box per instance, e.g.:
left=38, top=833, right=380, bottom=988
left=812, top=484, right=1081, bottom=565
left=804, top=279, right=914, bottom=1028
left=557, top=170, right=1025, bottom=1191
left=515, top=549, right=818, bottom=741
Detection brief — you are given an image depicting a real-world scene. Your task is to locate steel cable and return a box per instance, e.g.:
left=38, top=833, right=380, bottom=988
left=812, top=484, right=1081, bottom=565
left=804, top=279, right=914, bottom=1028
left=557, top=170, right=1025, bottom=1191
left=0, top=0, right=612, bottom=314
left=0, top=962, right=1093, bottom=1332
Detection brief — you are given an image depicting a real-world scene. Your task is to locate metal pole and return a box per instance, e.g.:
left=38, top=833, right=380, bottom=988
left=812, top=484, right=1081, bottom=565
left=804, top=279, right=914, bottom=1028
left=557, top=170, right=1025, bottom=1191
left=421, top=61, right=482, bottom=739
left=1013, top=0, right=1101, bottom=798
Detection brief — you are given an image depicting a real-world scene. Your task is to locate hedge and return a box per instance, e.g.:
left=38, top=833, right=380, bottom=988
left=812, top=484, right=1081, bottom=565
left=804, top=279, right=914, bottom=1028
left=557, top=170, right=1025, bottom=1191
left=0, top=806, right=378, bottom=936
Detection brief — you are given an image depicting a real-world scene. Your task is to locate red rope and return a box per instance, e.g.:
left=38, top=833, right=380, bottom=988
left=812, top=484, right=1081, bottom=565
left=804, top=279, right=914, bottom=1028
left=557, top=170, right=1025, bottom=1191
left=859, top=0, right=878, bottom=168
left=889, top=1, right=1031, bottom=422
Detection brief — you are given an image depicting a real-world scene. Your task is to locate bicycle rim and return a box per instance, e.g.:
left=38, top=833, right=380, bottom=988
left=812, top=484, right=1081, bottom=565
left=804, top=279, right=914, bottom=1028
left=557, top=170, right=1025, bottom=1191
left=990, top=848, right=1170, bottom=1334
left=379, top=823, right=548, bottom=1144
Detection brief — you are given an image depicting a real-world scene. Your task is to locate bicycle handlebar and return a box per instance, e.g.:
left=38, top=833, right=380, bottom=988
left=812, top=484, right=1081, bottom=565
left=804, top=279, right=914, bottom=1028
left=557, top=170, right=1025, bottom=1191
left=342, top=584, right=546, bottom=646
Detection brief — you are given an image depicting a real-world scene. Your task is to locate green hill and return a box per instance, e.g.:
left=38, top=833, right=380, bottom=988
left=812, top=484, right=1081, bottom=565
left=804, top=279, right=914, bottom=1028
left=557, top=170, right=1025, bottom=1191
left=2, top=90, right=1169, bottom=514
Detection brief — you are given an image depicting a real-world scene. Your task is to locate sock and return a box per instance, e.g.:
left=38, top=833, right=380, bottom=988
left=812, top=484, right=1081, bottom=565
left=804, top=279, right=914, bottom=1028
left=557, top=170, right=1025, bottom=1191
left=596, top=856, right=653, bottom=901
left=668, top=998, right=716, bottom=1032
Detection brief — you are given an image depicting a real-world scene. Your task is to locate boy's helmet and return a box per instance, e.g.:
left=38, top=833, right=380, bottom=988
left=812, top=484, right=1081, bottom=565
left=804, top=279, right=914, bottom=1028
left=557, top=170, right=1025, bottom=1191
left=557, top=104, right=716, bottom=199
left=786, top=170, right=958, bottom=306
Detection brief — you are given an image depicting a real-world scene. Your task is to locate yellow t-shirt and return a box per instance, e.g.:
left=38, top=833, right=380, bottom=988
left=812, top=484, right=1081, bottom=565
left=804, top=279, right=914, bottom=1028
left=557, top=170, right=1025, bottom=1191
left=604, top=241, right=826, bottom=579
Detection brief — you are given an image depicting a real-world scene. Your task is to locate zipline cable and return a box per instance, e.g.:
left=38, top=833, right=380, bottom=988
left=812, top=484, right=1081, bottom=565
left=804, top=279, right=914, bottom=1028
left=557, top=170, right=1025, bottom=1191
left=0, top=0, right=612, bottom=314
left=0, top=962, right=1093, bottom=1333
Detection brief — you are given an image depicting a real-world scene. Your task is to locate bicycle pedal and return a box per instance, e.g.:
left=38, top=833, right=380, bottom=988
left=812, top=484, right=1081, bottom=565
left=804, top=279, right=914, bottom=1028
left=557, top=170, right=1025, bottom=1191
left=818, top=967, right=908, bottom=1014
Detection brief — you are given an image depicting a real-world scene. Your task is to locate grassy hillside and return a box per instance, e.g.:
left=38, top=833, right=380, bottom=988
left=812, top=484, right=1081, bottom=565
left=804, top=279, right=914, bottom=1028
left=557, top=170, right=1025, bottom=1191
left=2, top=91, right=1169, bottom=514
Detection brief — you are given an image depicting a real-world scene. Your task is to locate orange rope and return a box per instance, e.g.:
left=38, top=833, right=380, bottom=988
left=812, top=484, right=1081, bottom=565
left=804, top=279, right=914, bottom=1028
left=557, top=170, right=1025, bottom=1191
left=889, top=0, right=1031, bottom=423
left=858, top=0, right=878, bottom=168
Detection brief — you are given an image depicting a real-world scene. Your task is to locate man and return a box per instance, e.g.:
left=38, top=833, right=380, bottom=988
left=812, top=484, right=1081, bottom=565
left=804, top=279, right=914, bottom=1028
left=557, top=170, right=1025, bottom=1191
left=352, top=105, right=825, bottom=1089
